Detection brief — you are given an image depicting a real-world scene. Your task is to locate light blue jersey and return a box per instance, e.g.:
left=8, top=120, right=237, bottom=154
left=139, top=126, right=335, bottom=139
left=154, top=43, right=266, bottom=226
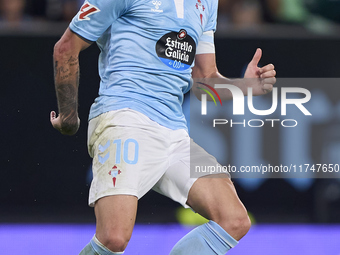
left=69, top=0, right=218, bottom=131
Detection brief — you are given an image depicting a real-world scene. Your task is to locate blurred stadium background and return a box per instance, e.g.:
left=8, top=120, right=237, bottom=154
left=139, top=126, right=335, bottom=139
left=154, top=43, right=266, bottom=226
left=1, top=0, right=340, bottom=254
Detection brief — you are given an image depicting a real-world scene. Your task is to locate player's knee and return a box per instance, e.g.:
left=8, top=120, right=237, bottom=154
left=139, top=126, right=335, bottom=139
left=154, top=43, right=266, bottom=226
left=218, top=212, right=251, bottom=241
left=231, top=214, right=251, bottom=239
left=99, top=233, right=130, bottom=252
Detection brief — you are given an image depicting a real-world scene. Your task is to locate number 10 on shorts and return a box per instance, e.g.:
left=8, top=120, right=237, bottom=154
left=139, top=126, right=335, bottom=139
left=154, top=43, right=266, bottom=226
left=112, top=139, right=139, bottom=165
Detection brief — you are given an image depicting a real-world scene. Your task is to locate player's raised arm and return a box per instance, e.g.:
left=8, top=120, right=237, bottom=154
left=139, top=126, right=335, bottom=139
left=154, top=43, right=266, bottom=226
left=50, top=28, right=92, bottom=135
left=192, top=48, right=276, bottom=101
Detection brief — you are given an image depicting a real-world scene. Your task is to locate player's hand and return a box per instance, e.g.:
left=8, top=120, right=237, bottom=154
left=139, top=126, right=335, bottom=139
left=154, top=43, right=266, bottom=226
left=244, top=48, right=276, bottom=95
left=50, top=111, right=80, bottom=136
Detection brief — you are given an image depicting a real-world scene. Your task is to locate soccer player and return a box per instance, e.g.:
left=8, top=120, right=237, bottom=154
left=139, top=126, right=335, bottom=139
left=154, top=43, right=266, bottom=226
left=50, top=0, right=276, bottom=254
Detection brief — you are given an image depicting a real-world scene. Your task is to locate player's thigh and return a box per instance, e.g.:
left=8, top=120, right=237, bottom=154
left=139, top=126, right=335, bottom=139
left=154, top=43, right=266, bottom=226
left=94, top=195, right=137, bottom=245
left=186, top=140, right=246, bottom=221
left=154, top=138, right=249, bottom=236
left=153, top=138, right=230, bottom=208
left=186, top=176, right=247, bottom=221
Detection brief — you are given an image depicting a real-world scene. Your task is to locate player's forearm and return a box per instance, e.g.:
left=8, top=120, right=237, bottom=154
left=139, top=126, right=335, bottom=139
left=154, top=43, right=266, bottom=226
left=193, top=71, right=247, bottom=101
left=53, top=50, right=80, bottom=133
left=192, top=51, right=274, bottom=101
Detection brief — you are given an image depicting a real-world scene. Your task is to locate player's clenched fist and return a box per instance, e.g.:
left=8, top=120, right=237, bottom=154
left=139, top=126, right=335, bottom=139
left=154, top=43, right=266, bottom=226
left=244, top=48, right=276, bottom=95
left=50, top=111, right=80, bottom=136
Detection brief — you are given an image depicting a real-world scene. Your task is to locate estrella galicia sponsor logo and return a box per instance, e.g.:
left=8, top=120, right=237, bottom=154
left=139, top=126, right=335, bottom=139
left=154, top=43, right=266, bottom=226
left=156, top=30, right=196, bottom=71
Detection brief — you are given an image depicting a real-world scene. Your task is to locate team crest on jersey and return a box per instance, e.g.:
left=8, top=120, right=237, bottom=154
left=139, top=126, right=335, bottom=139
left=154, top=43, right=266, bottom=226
left=78, top=1, right=100, bottom=21
left=109, top=165, right=122, bottom=187
left=156, top=30, right=196, bottom=71
left=195, top=0, right=205, bottom=25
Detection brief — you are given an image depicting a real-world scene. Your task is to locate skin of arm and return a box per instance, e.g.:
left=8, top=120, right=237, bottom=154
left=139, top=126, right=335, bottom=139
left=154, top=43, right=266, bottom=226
left=191, top=48, right=276, bottom=101
left=50, top=28, right=92, bottom=135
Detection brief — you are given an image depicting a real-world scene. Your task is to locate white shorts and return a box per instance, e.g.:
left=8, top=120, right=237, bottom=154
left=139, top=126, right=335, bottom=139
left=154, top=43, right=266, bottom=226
left=87, top=108, right=228, bottom=208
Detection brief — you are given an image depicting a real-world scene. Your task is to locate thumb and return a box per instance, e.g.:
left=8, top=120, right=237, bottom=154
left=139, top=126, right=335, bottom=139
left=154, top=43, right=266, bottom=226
left=249, top=48, right=262, bottom=67
left=50, top=111, right=58, bottom=124
left=50, top=110, right=56, bottom=119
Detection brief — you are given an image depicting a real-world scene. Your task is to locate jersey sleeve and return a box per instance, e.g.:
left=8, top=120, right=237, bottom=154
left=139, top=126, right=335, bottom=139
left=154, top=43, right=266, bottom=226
left=69, top=0, right=133, bottom=42
left=196, top=0, right=218, bottom=55
left=204, top=0, right=218, bottom=32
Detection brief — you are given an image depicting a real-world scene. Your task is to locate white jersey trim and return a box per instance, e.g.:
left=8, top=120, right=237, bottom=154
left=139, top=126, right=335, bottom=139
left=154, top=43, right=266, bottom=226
left=196, top=31, right=215, bottom=55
